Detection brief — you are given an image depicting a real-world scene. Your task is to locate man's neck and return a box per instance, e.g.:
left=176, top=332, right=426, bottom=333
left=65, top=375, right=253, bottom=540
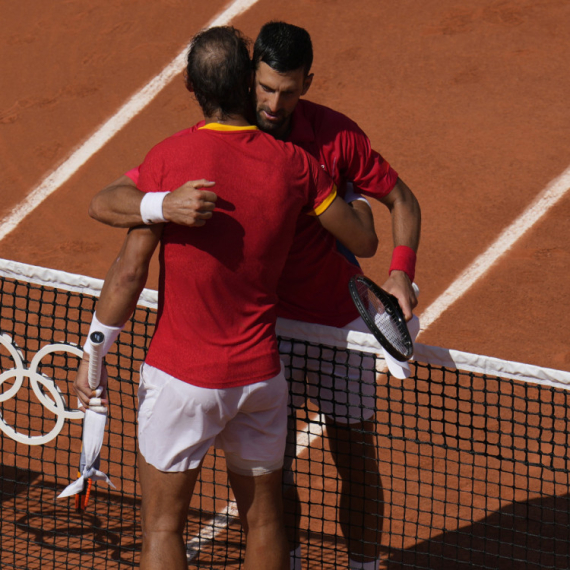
left=204, top=112, right=251, bottom=127
left=273, top=119, right=293, bottom=141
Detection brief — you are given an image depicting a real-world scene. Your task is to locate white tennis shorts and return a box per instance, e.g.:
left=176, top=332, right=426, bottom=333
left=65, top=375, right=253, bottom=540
left=279, top=316, right=376, bottom=424
left=137, top=363, right=288, bottom=476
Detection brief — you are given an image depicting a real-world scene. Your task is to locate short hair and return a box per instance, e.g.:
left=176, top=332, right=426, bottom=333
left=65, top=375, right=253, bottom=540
left=186, top=26, right=252, bottom=118
left=253, top=21, right=313, bottom=75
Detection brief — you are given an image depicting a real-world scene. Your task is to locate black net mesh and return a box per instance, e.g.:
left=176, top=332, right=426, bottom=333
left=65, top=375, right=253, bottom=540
left=1, top=269, right=569, bottom=569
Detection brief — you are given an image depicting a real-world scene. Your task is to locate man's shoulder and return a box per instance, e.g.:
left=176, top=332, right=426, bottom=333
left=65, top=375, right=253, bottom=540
left=293, top=100, right=365, bottom=148
left=166, top=122, right=207, bottom=143
left=253, top=127, right=303, bottom=154
left=267, top=136, right=314, bottom=169
left=254, top=132, right=321, bottom=177
left=297, top=99, right=359, bottom=129
left=148, top=122, right=206, bottom=153
left=170, top=122, right=204, bottom=138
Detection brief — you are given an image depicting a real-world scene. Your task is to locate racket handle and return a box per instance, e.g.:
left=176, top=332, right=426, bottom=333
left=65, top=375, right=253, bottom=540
left=412, top=282, right=420, bottom=297
left=87, top=331, right=105, bottom=391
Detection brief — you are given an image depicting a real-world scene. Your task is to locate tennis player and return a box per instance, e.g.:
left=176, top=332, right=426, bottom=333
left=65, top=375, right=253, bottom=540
left=88, top=22, right=421, bottom=570
left=73, top=26, right=378, bottom=570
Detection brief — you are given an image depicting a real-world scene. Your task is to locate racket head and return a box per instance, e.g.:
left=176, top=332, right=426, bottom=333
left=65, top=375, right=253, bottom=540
left=349, top=275, right=414, bottom=362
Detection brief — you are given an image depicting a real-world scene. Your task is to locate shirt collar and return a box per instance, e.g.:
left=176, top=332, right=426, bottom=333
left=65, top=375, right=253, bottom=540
left=199, top=123, right=258, bottom=132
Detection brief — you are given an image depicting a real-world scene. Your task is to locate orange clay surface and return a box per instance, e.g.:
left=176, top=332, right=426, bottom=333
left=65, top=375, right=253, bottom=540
left=2, top=3, right=570, bottom=569
left=1, top=2, right=569, bottom=371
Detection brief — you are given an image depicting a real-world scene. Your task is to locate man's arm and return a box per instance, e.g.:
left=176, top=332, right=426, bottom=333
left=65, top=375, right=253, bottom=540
left=73, top=224, right=162, bottom=409
left=96, top=224, right=162, bottom=324
left=378, top=177, right=421, bottom=320
left=89, top=175, right=217, bottom=228
left=339, top=120, right=421, bottom=319
left=317, top=195, right=378, bottom=258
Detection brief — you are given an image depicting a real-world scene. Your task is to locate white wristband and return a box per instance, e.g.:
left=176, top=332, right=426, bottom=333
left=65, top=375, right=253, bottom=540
left=83, top=313, right=124, bottom=357
left=344, top=183, right=370, bottom=207
left=140, top=192, right=168, bottom=224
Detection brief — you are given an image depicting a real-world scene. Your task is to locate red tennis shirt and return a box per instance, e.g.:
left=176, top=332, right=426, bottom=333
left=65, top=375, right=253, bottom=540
left=138, top=124, right=336, bottom=389
left=126, top=99, right=398, bottom=328
left=275, top=100, right=398, bottom=326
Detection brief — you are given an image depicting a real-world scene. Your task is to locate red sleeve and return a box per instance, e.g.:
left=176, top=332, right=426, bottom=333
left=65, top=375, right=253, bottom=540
left=339, top=121, right=398, bottom=200
left=303, top=152, right=337, bottom=215
left=125, top=167, right=140, bottom=185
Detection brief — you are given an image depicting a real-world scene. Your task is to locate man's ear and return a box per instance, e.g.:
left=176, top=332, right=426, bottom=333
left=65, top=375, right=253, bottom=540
left=301, top=73, right=314, bottom=96
left=184, top=70, right=194, bottom=93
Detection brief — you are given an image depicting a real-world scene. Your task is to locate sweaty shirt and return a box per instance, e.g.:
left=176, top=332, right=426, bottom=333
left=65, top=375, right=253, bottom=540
left=138, top=124, right=336, bottom=388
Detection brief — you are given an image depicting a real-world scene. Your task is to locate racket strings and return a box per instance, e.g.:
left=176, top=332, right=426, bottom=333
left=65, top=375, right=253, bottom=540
left=357, top=281, right=411, bottom=357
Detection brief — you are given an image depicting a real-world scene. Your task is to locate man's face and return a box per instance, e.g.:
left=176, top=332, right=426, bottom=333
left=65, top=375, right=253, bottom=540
left=254, top=62, right=313, bottom=139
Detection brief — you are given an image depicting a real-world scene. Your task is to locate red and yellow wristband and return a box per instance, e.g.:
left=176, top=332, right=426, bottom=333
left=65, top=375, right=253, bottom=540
left=389, top=245, right=416, bottom=283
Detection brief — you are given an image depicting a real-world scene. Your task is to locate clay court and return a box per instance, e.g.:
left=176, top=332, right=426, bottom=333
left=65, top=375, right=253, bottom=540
left=1, top=0, right=570, bottom=568
left=1, top=0, right=569, bottom=369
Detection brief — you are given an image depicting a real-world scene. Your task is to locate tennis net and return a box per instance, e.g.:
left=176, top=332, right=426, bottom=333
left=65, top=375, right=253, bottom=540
left=1, top=259, right=569, bottom=570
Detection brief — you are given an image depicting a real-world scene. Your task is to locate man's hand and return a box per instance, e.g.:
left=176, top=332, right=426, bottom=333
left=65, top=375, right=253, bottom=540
left=73, top=355, right=109, bottom=412
left=382, top=270, right=418, bottom=321
left=162, top=180, right=217, bottom=227
left=90, top=176, right=217, bottom=228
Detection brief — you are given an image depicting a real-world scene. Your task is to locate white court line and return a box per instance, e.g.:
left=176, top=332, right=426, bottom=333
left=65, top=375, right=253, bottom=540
left=417, top=164, right=570, bottom=334
left=0, top=0, right=261, bottom=243
left=295, top=413, right=328, bottom=457
left=186, top=502, right=240, bottom=561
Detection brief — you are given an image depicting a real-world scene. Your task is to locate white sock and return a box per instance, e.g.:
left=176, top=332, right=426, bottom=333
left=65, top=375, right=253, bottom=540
left=290, top=545, right=302, bottom=570
left=348, top=558, right=380, bottom=570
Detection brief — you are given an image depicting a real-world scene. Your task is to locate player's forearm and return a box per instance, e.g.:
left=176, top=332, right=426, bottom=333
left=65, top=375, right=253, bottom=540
left=95, top=226, right=162, bottom=326
left=89, top=176, right=145, bottom=228
left=91, top=176, right=218, bottom=229
left=383, top=178, right=421, bottom=252
left=96, top=257, right=147, bottom=326
left=77, top=229, right=156, bottom=409
left=378, top=178, right=421, bottom=318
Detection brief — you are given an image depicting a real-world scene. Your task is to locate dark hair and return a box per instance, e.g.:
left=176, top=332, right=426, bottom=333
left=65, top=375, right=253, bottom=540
left=186, top=26, right=252, bottom=118
left=253, top=21, right=313, bottom=75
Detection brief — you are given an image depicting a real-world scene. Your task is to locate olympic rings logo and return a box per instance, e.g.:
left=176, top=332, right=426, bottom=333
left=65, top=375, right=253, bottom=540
left=0, top=334, right=84, bottom=446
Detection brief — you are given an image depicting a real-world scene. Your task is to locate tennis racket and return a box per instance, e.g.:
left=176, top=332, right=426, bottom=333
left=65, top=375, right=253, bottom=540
left=75, top=331, right=106, bottom=511
left=348, top=275, right=415, bottom=362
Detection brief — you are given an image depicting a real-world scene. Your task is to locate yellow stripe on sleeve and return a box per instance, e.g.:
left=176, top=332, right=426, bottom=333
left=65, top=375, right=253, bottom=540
left=309, top=185, right=338, bottom=216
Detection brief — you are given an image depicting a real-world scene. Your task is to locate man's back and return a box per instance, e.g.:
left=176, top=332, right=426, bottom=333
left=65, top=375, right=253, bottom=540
left=138, top=124, right=335, bottom=389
